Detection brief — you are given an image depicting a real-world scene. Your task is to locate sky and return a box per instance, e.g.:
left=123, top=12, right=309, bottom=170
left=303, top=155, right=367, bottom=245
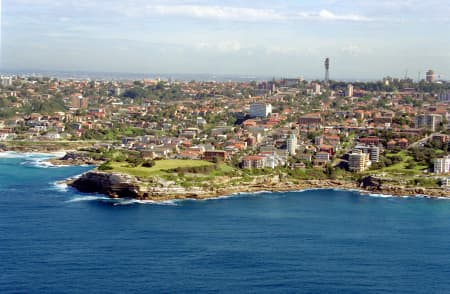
left=2, top=0, right=450, bottom=80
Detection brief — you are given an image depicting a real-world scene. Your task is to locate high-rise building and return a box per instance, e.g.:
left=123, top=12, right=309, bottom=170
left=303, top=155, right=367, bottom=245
left=415, top=114, right=442, bottom=132
left=287, top=134, right=297, bottom=156
left=438, top=90, right=450, bottom=102
left=250, top=103, right=272, bottom=118
left=426, top=70, right=435, bottom=83
left=0, top=76, right=12, bottom=87
left=314, top=83, right=321, bottom=95
left=434, top=156, right=450, bottom=174
left=70, top=95, right=89, bottom=109
left=346, top=84, right=354, bottom=97
left=114, top=87, right=122, bottom=96
left=369, top=146, right=380, bottom=163
left=353, top=145, right=380, bottom=163
left=349, top=149, right=370, bottom=172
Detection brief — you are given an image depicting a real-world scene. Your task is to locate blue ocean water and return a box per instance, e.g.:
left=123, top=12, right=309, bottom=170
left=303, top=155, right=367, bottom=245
left=1, top=153, right=450, bottom=293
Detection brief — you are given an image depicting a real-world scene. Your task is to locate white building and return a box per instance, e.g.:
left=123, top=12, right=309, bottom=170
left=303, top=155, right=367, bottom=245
left=197, top=117, right=207, bottom=126
left=114, top=87, right=122, bottom=96
left=349, top=149, right=370, bottom=172
left=250, top=103, right=272, bottom=118
left=314, top=83, right=321, bottom=95
left=354, top=145, right=380, bottom=163
left=0, top=76, right=12, bottom=87
left=287, top=134, right=297, bottom=156
left=434, top=156, right=450, bottom=174
left=346, top=84, right=354, bottom=97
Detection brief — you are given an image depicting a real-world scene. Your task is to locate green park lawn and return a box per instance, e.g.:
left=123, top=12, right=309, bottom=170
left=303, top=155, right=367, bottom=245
left=109, top=159, right=214, bottom=177
left=366, top=150, right=428, bottom=177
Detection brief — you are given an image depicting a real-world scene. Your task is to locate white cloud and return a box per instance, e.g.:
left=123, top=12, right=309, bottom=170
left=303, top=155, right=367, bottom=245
left=340, top=44, right=362, bottom=56
left=132, top=4, right=372, bottom=23
left=196, top=41, right=242, bottom=52
left=297, top=10, right=373, bottom=22
left=146, top=5, right=285, bottom=21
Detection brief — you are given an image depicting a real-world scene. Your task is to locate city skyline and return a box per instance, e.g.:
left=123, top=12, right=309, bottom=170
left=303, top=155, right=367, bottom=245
left=2, top=0, right=450, bottom=79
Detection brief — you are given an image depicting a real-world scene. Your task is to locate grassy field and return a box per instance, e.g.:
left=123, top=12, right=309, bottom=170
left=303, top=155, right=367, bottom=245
left=109, top=159, right=214, bottom=177
left=366, top=150, right=428, bottom=177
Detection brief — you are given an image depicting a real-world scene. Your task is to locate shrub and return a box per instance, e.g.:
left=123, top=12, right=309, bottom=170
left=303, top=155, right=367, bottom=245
left=126, top=156, right=144, bottom=167
left=98, top=161, right=113, bottom=171
left=142, top=160, right=155, bottom=168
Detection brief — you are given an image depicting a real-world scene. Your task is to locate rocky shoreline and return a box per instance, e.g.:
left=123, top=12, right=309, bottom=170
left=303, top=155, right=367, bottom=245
left=67, top=171, right=450, bottom=202
left=3, top=150, right=449, bottom=200
left=46, top=151, right=103, bottom=166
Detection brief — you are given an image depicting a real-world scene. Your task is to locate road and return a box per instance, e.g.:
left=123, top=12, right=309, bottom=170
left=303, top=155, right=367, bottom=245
left=408, top=132, right=440, bottom=149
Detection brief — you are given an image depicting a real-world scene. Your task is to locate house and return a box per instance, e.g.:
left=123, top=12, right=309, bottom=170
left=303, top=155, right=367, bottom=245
left=319, top=145, right=335, bottom=156
left=203, top=150, right=227, bottom=162
left=359, top=136, right=380, bottom=146
left=314, top=151, right=330, bottom=167
left=298, top=113, right=322, bottom=126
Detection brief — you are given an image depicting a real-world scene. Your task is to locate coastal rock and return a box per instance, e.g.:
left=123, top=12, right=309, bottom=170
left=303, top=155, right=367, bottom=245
left=359, top=176, right=382, bottom=190
left=48, top=151, right=103, bottom=166
left=69, top=171, right=142, bottom=198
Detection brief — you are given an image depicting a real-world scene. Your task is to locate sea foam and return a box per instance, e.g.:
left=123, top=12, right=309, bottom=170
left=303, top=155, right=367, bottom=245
left=67, top=196, right=111, bottom=203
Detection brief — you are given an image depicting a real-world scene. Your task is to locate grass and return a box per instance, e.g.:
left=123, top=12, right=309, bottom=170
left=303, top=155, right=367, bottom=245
left=366, top=150, right=428, bottom=178
left=109, top=159, right=214, bottom=177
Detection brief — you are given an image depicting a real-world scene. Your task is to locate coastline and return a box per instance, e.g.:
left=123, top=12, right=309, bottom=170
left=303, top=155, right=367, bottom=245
left=2, top=150, right=449, bottom=201
left=66, top=170, right=450, bottom=202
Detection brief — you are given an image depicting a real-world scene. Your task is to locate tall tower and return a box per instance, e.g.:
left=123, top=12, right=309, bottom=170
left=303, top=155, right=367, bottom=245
left=324, top=58, right=330, bottom=83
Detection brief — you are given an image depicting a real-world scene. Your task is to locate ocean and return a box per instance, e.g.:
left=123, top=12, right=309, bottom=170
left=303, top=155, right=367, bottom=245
left=1, top=153, right=450, bottom=293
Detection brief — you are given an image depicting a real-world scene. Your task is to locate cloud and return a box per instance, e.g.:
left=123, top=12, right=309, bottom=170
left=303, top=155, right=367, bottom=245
left=340, top=44, right=362, bottom=56
left=196, top=41, right=242, bottom=52
left=298, top=10, right=373, bottom=22
left=146, top=5, right=285, bottom=21
left=133, top=4, right=372, bottom=23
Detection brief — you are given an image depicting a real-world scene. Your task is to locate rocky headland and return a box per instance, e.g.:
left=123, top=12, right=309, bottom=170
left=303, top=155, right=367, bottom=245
left=67, top=171, right=450, bottom=202
left=46, top=151, right=103, bottom=166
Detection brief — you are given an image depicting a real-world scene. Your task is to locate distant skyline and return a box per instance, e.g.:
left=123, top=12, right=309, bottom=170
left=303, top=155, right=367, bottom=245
left=2, top=0, right=450, bottom=80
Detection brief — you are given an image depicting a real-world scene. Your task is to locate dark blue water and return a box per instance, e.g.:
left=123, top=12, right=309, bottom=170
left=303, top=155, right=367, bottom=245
left=1, top=153, right=450, bottom=293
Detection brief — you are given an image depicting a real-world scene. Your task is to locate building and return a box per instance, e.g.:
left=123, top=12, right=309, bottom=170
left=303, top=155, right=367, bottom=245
left=114, top=87, right=122, bottom=96
left=354, top=145, right=380, bottom=163
left=70, top=95, right=89, bottom=109
left=286, top=134, right=297, bottom=156
left=346, top=84, right=354, bottom=97
left=440, top=177, right=450, bottom=190
left=298, top=113, right=322, bottom=126
left=203, top=151, right=227, bottom=162
left=359, top=136, right=380, bottom=146
left=415, top=114, right=442, bottom=132
left=426, top=70, right=435, bottom=83
left=434, top=156, right=450, bottom=174
left=314, top=151, right=330, bottom=166
left=313, top=83, right=321, bottom=95
left=369, top=146, right=380, bottom=163
left=242, top=156, right=265, bottom=169
left=0, top=76, right=12, bottom=87
left=314, top=136, right=324, bottom=146
left=438, top=90, right=450, bottom=102
left=432, top=134, right=449, bottom=145
left=348, top=149, right=370, bottom=172
left=250, top=103, right=272, bottom=118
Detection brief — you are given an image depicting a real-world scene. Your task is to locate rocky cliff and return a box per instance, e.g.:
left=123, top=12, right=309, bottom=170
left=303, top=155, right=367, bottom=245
left=359, top=176, right=449, bottom=197
left=68, top=172, right=450, bottom=201
left=69, top=172, right=143, bottom=198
